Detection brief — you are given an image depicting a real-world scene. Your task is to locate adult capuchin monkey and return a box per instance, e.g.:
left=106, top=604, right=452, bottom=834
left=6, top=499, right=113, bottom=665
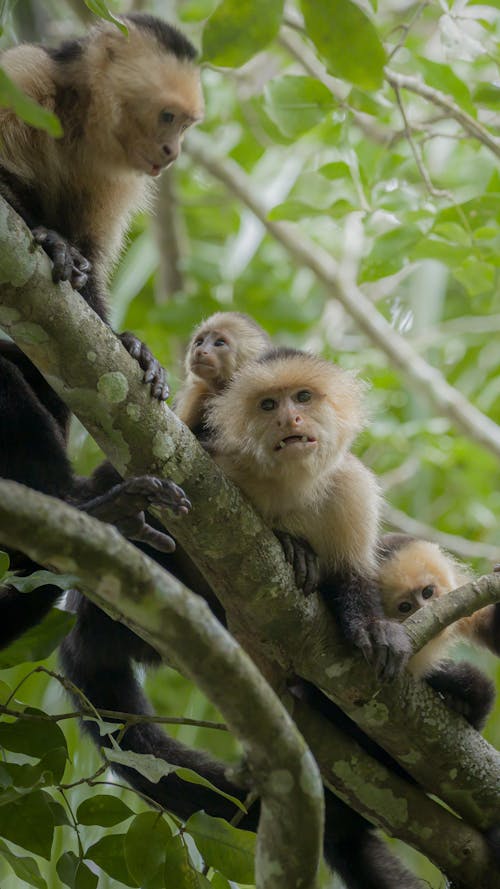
left=206, top=346, right=412, bottom=680
left=0, top=13, right=203, bottom=644
left=377, top=533, right=499, bottom=729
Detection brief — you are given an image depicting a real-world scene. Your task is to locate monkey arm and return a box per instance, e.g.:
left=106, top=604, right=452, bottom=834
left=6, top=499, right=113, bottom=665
left=320, top=569, right=412, bottom=682
left=425, top=660, right=495, bottom=731
left=74, top=472, right=191, bottom=554
left=459, top=604, right=500, bottom=656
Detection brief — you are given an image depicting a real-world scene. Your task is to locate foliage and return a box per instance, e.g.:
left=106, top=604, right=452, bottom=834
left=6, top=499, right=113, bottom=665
left=1, top=0, right=500, bottom=887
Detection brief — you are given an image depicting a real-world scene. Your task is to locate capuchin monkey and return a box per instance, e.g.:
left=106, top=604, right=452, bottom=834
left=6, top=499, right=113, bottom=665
left=206, top=346, right=411, bottom=680
left=175, top=311, right=272, bottom=440
left=0, top=13, right=203, bottom=643
left=377, top=533, right=499, bottom=729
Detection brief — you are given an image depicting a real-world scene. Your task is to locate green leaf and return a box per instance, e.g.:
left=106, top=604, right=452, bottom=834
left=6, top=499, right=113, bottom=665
left=175, top=767, right=247, bottom=813
left=473, top=82, right=500, bottom=109
left=6, top=569, right=80, bottom=593
left=58, top=851, right=99, bottom=889
left=106, top=750, right=246, bottom=812
left=86, top=835, right=138, bottom=888
left=125, top=812, right=172, bottom=884
left=186, top=812, right=256, bottom=883
left=83, top=0, right=128, bottom=33
left=0, top=790, right=54, bottom=859
left=0, top=69, right=62, bottom=136
left=318, top=162, right=352, bottom=181
left=202, top=0, right=284, bottom=67
left=416, top=58, right=475, bottom=116
left=361, top=226, right=422, bottom=281
left=301, top=0, right=385, bottom=89
left=0, top=608, right=75, bottom=668
left=0, top=708, right=68, bottom=757
left=209, top=874, right=231, bottom=889
left=453, top=259, right=495, bottom=296
left=0, top=747, right=67, bottom=793
left=164, top=834, right=212, bottom=888
left=77, top=794, right=134, bottom=827
left=179, top=0, right=219, bottom=22
left=0, top=838, right=47, bottom=889
left=0, top=550, right=9, bottom=578
left=264, top=76, right=336, bottom=138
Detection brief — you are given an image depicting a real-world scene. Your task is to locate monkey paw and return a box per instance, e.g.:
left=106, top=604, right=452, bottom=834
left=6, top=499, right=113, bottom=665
left=118, top=331, right=169, bottom=401
left=32, top=226, right=91, bottom=290
left=81, top=476, right=191, bottom=553
left=275, top=530, right=320, bottom=596
left=353, top=620, right=411, bottom=683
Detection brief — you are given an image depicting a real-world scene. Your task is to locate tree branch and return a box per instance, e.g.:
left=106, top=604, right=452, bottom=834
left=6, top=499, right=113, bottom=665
left=404, top=573, right=500, bottom=653
left=0, top=480, right=324, bottom=889
left=383, top=503, right=500, bottom=563
left=184, top=133, right=500, bottom=463
left=0, top=195, right=499, bottom=886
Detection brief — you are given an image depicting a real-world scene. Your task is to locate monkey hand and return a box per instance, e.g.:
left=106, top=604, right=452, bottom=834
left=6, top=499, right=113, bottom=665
left=352, top=619, right=412, bottom=683
left=274, top=530, right=320, bottom=596
left=80, top=476, right=191, bottom=553
left=32, top=226, right=91, bottom=290
left=118, top=331, right=169, bottom=401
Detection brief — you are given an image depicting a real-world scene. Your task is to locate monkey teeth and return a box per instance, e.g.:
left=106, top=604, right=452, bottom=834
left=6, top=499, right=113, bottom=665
left=276, top=435, right=313, bottom=450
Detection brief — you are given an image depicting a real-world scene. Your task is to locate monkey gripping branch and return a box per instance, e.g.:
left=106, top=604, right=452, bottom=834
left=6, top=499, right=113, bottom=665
left=0, top=195, right=500, bottom=888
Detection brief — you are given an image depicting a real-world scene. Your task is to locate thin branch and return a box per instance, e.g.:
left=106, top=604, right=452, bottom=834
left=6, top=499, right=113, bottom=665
left=384, top=69, right=500, bottom=160
left=0, top=704, right=227, bottom=731
left=392, top=82, right=451, bottom=198
left=383, top=503, right=500, bottom=563
left=184, top=133, right=500, bottom=463
left=404, top=572, right=500, bottom=653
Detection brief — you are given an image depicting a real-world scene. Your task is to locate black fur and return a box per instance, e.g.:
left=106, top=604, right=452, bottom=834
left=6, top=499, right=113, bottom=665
left=125, top=14, right=197, bottom=61
left=425, top=660, right=495, bottom=731
left=45, top=39, right=85, bottom=64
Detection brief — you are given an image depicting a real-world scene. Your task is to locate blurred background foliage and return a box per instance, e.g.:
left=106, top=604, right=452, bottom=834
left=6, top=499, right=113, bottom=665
left=1, top=0, right=500, bottom=886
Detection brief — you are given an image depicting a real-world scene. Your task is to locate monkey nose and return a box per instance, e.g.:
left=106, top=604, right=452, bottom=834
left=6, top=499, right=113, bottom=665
left=162, top=144, right=179, bottom=161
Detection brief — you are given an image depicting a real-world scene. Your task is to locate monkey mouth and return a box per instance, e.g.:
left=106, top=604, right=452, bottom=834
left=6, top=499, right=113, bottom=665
left=274, top=435, right=317, bottom=451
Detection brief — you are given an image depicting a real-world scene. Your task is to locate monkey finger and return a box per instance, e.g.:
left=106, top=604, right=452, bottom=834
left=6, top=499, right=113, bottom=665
left=71, top=270, right=89, bottom=290
left=302, top=548, right=320, bottom=596
left=131, top=525, right=177, bottom=553
left=274, top=530, right=295, bottom=566
left=155, top=479, right=192, bottom=516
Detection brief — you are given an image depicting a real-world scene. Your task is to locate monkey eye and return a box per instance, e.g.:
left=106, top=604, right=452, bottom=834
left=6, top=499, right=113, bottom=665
left=398, top=601, right=413, bottom=614
left=193, top=338, right=204, bottom=348
left=260, top=398, right=277, bottom=411
left=296, top=390, right=312, bottom=403
left=214, top=338, right=227, bottom=347
left=422, top=585, right=434, bottom=599
left=160, top=110, right=174, bottom=124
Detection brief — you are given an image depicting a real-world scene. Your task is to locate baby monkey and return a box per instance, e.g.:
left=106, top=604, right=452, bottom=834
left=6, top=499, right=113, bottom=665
left=175, top=311, right=272, bottom=440
left=207, top=347, right=411, bottom=680
left=378, top=533, right=499, bottom=729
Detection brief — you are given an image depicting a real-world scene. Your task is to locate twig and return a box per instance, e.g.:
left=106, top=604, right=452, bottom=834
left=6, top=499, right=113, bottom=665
left=392, top=82, right=451, bottom=198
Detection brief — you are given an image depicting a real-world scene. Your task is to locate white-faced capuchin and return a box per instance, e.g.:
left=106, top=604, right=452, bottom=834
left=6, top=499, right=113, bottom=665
left=175, top=311, right=272, bottom=440
left=206, top=346, right=411, bottom=679
left=0, top=13, right=203, bottom=644
left=377, top=532, right=499, bottom=730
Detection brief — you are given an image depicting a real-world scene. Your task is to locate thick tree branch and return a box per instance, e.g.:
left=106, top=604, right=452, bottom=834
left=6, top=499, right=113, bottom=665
left=0, top=482, right=492, bottom=887
left=0, top=196, right=499, bottom=885
left=0, top=480, right=324, bottom=889
left=404, top=573, right=500, bottom=653
left=184, top=132, right=500, bottom=463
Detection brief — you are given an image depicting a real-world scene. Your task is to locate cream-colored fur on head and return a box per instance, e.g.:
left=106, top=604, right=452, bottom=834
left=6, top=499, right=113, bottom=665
left=378, top=539, right=470, bottom=677
left=207, top=351, right=380, bottom=574
left=175, top=312, right=271, bottom=429
left=208, top=352, right=367, bottom=476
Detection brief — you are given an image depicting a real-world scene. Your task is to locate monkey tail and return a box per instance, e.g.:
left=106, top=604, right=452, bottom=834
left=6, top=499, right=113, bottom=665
left=58, top=597, right=253, bottom=823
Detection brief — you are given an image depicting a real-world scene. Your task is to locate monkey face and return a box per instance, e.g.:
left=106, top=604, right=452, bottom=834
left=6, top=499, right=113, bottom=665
left=378, top=540, right=461, bottom=622
left=97, top=27, right=204, bottom=176
left=190, top=329, right=234, bottom=384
